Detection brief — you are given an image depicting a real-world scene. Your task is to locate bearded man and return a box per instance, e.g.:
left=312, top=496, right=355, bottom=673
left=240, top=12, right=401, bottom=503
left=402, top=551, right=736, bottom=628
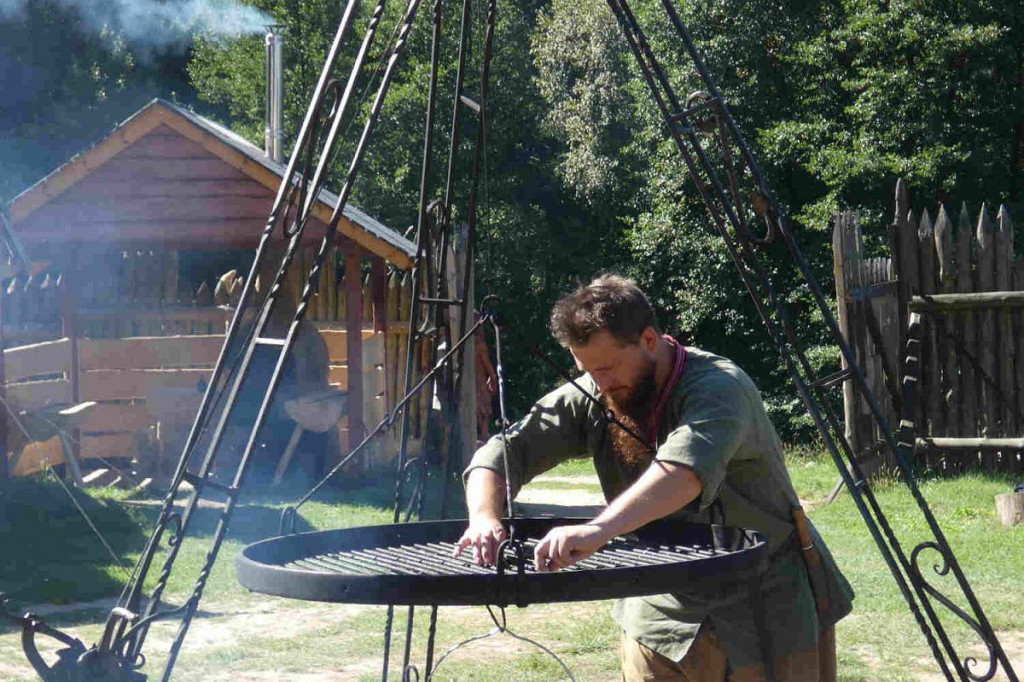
left=455, top=274, right=853, bottom=682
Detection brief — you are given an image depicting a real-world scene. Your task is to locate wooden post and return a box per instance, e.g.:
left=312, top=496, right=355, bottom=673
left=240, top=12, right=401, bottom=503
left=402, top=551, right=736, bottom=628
left=386, top=270, right=400, bottom=412
left=996, top=206, right=1014, bottom=444
left=362, top=272, right=374, bottom=326
left=326, top=246, right=338, bottom=321
left=833, top=214, right=860, bottom=457
left=345, top=247, right=364, bottom=459
left=976, top=205, right=997, bottom=471
left=955, top=204, right=977, bottom=471
left=934, top=206, right=958, bottom=441
left=370, top=257, right=388, bottom=409
left=890, top=180, right=910, bottom=366
left=62, top=250, right=82, bottom=479
left=918, top=210, right=943, bottom=463
left=1015, top=260, right=1024, bottom=475
left=315, top=246, right=328, bottom=322
left=995, top=492, right=1024, bottom=526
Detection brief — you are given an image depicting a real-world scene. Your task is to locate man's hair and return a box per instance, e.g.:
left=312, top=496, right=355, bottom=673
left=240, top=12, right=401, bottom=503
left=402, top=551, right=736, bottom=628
left=550, top=274, right=660, bottom=347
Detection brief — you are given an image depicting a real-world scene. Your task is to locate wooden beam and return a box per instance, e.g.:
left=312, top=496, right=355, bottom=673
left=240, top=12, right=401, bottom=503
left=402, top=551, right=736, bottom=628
left=3, top=338, right=72, bottom=382
left=909, top=291, right=1024, bottom=312
left=79, top=335, right=225, bottom=370
left=6, top=379, right=73, bottom=410
left=80, top=369, right=210, bottom=401
left=917, top=437, right=1024, bottom=451
left=62, top=251, right=82, bottom=474
left=82, top=403, right=158, bottom=433
left=11, top=433, right=138, bottom=476
left=316, top=328, right=377, bottom=364
left=71, top=177, right=272, bottom=200
left=345, top=251, right=364, bottom=456
left=37, top=196, right=275, bottom=223
left=327, top=364, right=386, bottom=396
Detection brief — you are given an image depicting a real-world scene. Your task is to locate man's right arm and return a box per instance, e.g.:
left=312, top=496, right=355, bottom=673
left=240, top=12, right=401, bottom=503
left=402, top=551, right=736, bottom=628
left=453, top=468, right=507, bottom=565
left=454, top=380, right=594, bottom=564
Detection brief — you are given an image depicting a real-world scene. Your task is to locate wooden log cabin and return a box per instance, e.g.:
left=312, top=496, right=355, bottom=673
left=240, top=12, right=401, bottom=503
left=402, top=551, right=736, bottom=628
left=0, top=98, right=419, bottom=481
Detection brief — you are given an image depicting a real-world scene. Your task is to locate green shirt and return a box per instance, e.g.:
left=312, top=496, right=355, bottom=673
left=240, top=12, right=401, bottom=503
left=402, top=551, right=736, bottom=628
left=465, top=347, right=853, bottom=665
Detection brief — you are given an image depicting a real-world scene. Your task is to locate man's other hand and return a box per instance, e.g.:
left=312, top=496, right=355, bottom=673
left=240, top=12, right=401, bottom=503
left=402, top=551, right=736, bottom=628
left=453, top=516, right=507, bottom=566
left=533, top=523, right=609, bottom=573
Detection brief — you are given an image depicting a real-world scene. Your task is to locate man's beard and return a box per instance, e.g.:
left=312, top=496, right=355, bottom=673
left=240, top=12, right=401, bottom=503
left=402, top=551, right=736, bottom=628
left=602, top=359, right=657, bottom=478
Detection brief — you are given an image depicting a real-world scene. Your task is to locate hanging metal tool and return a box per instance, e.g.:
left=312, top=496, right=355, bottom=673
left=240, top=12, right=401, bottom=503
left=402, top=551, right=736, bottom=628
left=380, top=0, right=497, bottom=678
left=602, top=0, right=1017, bottom=679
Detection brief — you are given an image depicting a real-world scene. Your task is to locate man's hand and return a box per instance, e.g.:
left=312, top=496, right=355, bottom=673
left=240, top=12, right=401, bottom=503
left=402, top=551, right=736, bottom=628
left=453, top=515, right=507, bottom=566
left=533, top=523, right=610, bottom=573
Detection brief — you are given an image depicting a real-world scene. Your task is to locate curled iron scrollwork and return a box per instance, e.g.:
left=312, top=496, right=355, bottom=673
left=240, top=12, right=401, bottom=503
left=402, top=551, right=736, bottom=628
left=161, top=510, right=184, bottom=548
left=910, top=542, right=997, bottom=682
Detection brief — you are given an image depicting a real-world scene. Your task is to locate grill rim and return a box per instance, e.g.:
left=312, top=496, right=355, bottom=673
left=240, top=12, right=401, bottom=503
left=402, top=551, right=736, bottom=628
left=236, top=517, right=768, bottom=607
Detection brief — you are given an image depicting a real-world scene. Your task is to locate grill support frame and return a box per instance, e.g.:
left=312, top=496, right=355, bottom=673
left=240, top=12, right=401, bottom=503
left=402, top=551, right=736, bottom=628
left=236, top=517, right=768, bottom=608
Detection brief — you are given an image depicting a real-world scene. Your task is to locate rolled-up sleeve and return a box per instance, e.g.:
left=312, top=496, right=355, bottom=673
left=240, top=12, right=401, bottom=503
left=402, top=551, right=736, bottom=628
left=656, top=375, right=749, bottom=510
left=464, top=380, right=592, bottom=498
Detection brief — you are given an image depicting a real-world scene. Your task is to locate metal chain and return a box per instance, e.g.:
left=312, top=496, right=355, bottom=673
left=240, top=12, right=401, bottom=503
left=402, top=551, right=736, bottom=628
left=426, top=606, right=578, bottom=682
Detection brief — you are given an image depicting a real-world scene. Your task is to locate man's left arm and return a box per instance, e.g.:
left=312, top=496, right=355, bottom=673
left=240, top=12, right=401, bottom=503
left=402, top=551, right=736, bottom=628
left=533, top=460, right=702, bottom=572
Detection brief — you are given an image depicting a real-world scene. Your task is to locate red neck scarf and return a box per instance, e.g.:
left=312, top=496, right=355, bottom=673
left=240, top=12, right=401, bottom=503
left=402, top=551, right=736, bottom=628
left=647, top=335, right=687, bottom=444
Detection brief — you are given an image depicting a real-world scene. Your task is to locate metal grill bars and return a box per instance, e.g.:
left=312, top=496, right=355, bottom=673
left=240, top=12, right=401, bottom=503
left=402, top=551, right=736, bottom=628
left=285, top=538, right=722, bottom=577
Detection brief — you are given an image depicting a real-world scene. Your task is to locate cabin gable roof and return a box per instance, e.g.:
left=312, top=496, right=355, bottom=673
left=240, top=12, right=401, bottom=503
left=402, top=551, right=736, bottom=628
left=6, top=99, right=414, bottom=268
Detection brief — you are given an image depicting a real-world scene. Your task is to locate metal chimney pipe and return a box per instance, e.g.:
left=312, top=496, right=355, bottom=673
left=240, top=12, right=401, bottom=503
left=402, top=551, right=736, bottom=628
left=265, top=26, right=284, bottom=163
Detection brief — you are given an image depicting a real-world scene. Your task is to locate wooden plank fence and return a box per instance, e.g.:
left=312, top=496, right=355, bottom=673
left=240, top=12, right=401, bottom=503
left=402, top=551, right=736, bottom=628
left=2, top=254, right=426, bottom=479
left=833, top=178, right=1023, bottom=475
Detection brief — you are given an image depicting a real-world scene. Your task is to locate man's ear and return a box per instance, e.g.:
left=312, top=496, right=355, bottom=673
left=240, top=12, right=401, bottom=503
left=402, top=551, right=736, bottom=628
left=640, top=326, right=659, bottom=352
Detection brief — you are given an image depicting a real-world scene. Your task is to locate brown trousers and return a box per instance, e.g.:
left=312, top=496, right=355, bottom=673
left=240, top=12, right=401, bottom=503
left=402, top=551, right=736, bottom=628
left=620, top=624, right=837, bottom=682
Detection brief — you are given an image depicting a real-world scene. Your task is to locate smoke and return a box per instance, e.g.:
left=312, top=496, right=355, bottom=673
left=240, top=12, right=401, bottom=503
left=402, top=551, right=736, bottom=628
left=0, top=0, right=272, bottom=53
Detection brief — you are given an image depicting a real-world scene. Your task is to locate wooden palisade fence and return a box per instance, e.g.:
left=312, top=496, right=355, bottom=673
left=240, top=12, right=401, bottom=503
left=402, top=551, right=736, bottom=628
left=834, top=178, right=1023, bottom=475
left=1, top=245, right=425, bottom=479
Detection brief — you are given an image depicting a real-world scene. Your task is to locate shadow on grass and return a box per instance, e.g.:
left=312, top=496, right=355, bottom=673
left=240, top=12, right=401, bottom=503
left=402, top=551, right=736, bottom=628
left=0, top=469, right=423, bottom=609
left=0, top=466, right=467, bottom=673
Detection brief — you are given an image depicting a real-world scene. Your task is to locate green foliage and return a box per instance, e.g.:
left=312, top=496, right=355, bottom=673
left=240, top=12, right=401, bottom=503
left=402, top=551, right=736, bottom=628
left=186, top=0, right=1021, bottom=434
left=531, top=0, right=1021, bottom=438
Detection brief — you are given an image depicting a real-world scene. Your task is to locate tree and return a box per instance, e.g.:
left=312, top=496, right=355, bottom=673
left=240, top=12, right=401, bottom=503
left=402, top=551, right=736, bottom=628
left=533, top=0, right=1022, bottom=439
left=189, top=0, right=634, bottom=413
left=188, top=0, right=1022, bottom=439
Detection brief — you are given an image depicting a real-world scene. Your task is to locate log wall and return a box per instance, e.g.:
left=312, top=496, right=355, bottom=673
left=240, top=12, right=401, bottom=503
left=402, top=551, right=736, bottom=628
left=833, top=179, right=1023, bottom=474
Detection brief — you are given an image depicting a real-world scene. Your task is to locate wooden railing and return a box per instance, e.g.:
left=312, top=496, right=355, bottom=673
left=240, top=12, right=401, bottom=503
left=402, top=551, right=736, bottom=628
left=2, top=261, right=430, bottom=478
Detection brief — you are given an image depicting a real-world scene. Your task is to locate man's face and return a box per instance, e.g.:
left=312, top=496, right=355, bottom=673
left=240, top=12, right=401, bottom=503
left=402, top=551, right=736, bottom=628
left=569, top=328, right=658, bottom=415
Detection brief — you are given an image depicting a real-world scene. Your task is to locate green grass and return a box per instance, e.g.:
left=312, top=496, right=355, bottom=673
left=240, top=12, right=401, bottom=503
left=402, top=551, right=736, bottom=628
left=545, top=457, right=599, bottom=478
left=792, top=459, right=1023, bottom=680
left=523, top=479, right=603, bottom=493
left=1, top=450, right=1021, bottom=681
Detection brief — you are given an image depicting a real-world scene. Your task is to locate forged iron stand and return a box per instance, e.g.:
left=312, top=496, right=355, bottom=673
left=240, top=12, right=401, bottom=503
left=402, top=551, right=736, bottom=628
left=2, top=0, right=1018, bottom=680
